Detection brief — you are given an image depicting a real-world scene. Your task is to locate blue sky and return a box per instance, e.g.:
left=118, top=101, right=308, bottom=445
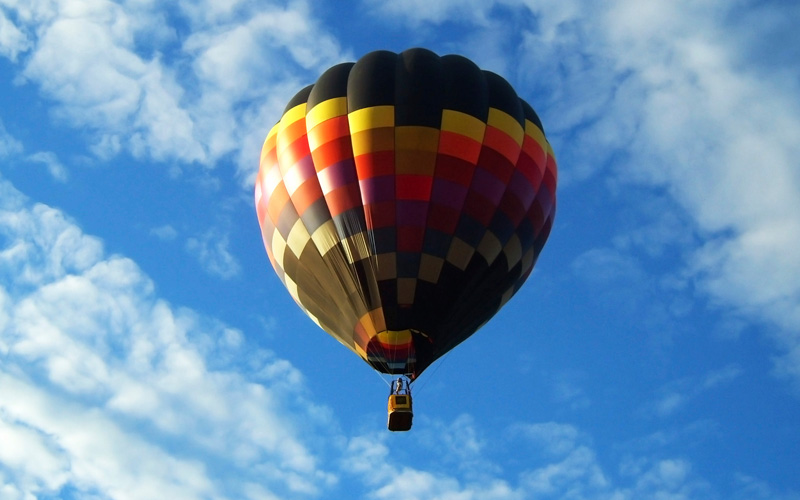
left=1, top=0, right=799, bottom=499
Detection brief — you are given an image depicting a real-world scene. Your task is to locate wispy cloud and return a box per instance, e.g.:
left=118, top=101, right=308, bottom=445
left=26, top=151, right=68, bottom=182
left=0, top=119, right=23, bottom=158
left=649, top=364, right=742, bottom=418
left=342, top=419, right=720, bottom=500
left=186, top=230, right=241, bottom=279
left=150, top=224, right=179, bottom=241
left=0, top=9, right=30, bottom=61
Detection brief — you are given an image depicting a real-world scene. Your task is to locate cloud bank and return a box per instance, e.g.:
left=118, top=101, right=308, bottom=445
left=0, top=176, right=335, bottom=499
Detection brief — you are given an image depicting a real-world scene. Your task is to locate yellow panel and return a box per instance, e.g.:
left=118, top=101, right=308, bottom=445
left=419, top=254, right=443, bottom=283
left=342, top=231, right=373, bottom=264
left=395, top=150, right=437, bottom=175
left=525, top=119, right=548, bottom=151
left=477, top=231, right=502, bottom=264
left=271, top=228, right=287, bottom=271
left=488, top=108, right=524, bottom=145
left=285, top=274, right=301, bottom=303
left=369, top=307, right=387, bottom=334
left=311, top=220, right=339, bottom=256
left=395, top=126, right=439, bottom=152
left=286, top=218, right=312, bottom=257
left=441, top=110, right=485, bottom=142
left=520, top=247, right=535, bottom=275
left=279, top=103, right=307, bottom=134
left=376, top=329, right=412, bottom=345
left=306, top=97, right=347, bottom=130
left=499, top=286, right=515, bottom=308
left=358, top=312, right=379, bottom=338
left=546, top=142, right=557, bottom=163
left=265, top=122, right=280, bottom=143
left=446, top=237, right=474, bottom=271
left=503, top=234, right=522, bottom=269
left=348, top=106, right=394, bottom=133
left=376, top=253, right=397, bottom=280
left=351, top=127, right=394, bottom=156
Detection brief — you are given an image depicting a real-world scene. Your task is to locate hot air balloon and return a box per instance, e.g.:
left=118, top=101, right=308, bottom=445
left=254, top=48, right=557, bottom=431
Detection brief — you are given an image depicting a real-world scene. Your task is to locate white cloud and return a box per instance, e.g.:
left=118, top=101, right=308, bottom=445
left=5, top=0, right=349, bottom=179
left=0, top=374, right=219, bottom=500
left=18, top=2, right=206, bottom=163
left=186, top=230, right=241, bottom=279
left=0, top=176, right=335, bottom=499
left=150, top=223, right=178, bottom=241
left=26, top=151, right=68, bottom=181
left=363, top=0, right=494, bottom=27
left=594, top=2, right=800, bottom=384
left=342, top=417, right=726, bottom=500
left=0, top=9, right=30, bottom=61
left=180, top=0, right=348, bottom=182
left=649, top=364, right=742, bottom=418
left=0, top=120, right=23, bottom=158
left=511, top=421, right=581, bottom=456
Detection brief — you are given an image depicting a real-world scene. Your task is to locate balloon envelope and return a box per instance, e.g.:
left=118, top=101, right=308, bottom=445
left=255, top=48, right=557, bottom=378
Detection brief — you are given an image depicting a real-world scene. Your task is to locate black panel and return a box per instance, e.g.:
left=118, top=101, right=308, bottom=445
left=396, top=252, right=422, bottom=278
left=488, top=210, right=517, bottom=244
left=454, top=214, right=486, bottom=247
left=331, top=207, right=368, bottom=240
left=483, top=71, right=525, bottom=127
left=308, top=62, right=354, bottom=109
left=300, top=198, right=333, bottom=234
left=378, top=279, right=399, bottom=326
left=276, top=206, right=299, bottom=238
left=440, top=54, right=489, bottom=121
left=521, top=99, right=545, bottom=134
left=422, top=228, right=452, bottom=258
left=347, top=50, right=398, bottom=111
left=394, top=48, right=443, bottom=127
left=370, top=226, right=396, bottom=254
left=284, top=84, right=313, bottom=113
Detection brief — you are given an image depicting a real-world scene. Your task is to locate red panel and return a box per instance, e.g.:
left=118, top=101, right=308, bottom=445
left=291, top=180, right=324, bottom=215
left=310, top=135, right=353, bottom=171
left=267, top=183, right=290, bottom=224
left=521, top=135, right=547, bottom=175
left=438, top=131, right=482, bottom=163
left=477, top=147, right=514, bottom=183
left=396, top=175, right=433, bottom=201
left=462, top=192, right=495, bottom=226
left=364, top=201, right=396, bottom=229
left=434, top=155, right=475, bottom=187
left=515, top=150, right=544, bottom=190
left=426, top=204, right=460, bottom=234
left=482, top=126, right=521, bottom=165
left=326, top=183, right=362, bottom=216
left=309, top=115, right=350, bottom=145
left=278, top=135, right=311, bottom=171
left=355, top=151, right=395, bottom=178
left=498, top=191, right=527, bottom=226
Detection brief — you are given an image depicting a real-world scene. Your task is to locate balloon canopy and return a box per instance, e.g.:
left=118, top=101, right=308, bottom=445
left=255, top=48, right=557, bottom=378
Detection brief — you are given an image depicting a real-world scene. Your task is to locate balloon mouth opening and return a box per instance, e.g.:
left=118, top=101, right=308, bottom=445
left=366, top=329, right=417, bottom=375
